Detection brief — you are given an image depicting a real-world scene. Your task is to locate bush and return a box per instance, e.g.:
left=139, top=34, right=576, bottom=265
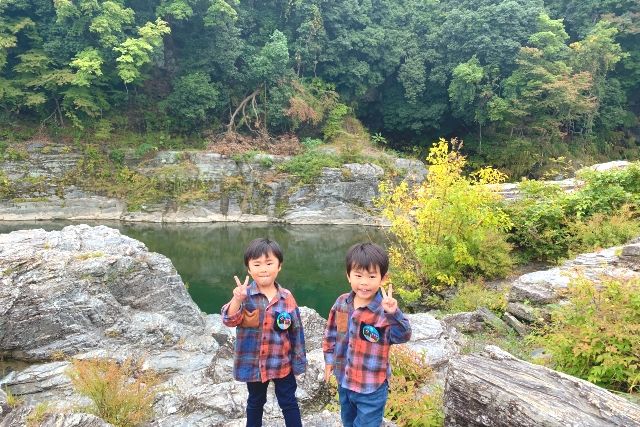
left=377, top=138, right=513, bottom=305
left=506, top=163, right=640, bottom=262
left=277, top=149, right=342, bottom=183
left=505, top=180, right=571, bottom=262
left=568, top=205, right=640, bottom=254
left=534, top=277, right=640, bottom=392
left=445, top=281, right=508, bottom=315
left=67, top=357, right=161, bottom=427
left=386, top=346, right=443, bottom=427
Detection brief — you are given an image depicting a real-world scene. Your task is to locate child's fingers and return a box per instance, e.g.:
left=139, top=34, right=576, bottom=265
left=234, top=275, right=242, bottom=287
left=243, top=275, right=249, bottom=286
left=380, top=286, right=387, bottom=299
left=388, top=283, right=393, bottom=299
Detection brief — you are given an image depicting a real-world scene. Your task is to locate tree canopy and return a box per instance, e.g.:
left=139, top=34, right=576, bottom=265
left=1, top=0, right=638, bottom=174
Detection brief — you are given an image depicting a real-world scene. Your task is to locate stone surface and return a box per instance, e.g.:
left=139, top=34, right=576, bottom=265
left=506, top=240, right=640, bottom=322
left=0, top=145, right=425, bottom=225
left=405, top=313, right=462, bottom=368
left=0, top=224, right=206, bottom=361
left=444, top=345, right=640, bottom=427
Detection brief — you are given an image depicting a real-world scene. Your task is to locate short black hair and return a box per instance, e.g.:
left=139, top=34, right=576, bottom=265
left=244, top=238, right=283, bottom=266
left=345, top=242, right=388, bottom=277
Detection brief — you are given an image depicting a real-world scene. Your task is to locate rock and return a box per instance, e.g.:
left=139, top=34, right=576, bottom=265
left=476, top=307, right=508, bottom=332
left=222, top=410, right=397, bottom=427
left=444, top=345, right=640, bottom=426
left=0, top=225, right=208, bottom=361
left=442, top=311, right=485, bottom=333
left=506, top=241, right=640, bottom=324
left=506, top=302, right=549, bottom=323
left=508, top=269, right=570, bottom=305
left=619, top=243, right=640, bottom=270
left=0, top=146, right=427, bottom=225
left=40, top=413, right=114, bottom=427
left=581, top=160, right=631, bottom=172
left=299, top=307, right=327, bottom=351
left=502, top=313, right=528, bottom=336
left=404, top=314, right=461, bottom=368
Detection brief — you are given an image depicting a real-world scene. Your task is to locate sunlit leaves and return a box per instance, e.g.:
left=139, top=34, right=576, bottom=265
left=377, top=139, right=512, bottom=303
left=70, top=48, right=104, bottom=87
left=89, top=1, right=135, bottom=48
left=114, top=19, right=170, bottom=84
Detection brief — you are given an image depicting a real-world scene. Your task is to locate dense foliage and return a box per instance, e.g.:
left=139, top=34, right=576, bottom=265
left=1, top=0, right=638, bottom=175
left=506, top=163, right=640, bottom=262
left=534, top=277, right=640, bottom=393
left=379, top=139, right=640, bottom=307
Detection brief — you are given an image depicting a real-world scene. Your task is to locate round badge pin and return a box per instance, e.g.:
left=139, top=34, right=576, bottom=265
left=276, top=312, right=292, bottom=330
left=362, top=325, right=380, bottom=343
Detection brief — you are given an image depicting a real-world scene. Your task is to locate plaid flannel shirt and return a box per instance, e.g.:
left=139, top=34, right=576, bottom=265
left=322, top=290, right=411, bottom=394
left=222, top=281, right=307, bottom=383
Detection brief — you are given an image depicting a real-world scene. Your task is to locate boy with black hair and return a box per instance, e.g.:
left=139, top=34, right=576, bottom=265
left=222, top=238, right=307, bottom=427
left=323, top=242, right=412, bottom=427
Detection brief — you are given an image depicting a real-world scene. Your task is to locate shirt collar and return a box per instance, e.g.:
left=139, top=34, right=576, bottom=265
left=249, top=281, right=286, bottom=299
left=347, top=289, right=383, bottom=311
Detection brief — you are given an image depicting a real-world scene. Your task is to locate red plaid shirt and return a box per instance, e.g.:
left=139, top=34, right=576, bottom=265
left=322, top=291, right=411, bottom=394
left=222, top=281, right=307, bottom=383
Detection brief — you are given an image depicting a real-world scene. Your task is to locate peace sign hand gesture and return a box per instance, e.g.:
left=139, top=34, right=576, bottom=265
left=232, top=275, right=250, bottom=303
left=380, top=283, right=398, bottom=314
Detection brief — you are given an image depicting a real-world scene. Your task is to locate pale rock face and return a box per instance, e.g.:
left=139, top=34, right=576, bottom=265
left=0, top=144, right=427, bottom=225
left=506, top=240, right=640, bottom=323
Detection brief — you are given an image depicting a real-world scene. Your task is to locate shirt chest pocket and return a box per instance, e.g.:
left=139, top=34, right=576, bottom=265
left=240, top=308, right=260, bottom=328
left=336, top=311, right=349, bottom=333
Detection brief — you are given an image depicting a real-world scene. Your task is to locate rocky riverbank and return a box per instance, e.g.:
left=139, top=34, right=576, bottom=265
left=1, top=225, right=639, bottom=426
left=1, top=140, right=631, bottom=225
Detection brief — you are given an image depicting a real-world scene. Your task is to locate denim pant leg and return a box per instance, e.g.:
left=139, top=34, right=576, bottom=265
left=339, top=382, right=389, bottom=427
left=273, top=371, right=302, bottom=427
left=338, top=386, right=358, bottom=427
left=246, top=380, right=269, bottom=427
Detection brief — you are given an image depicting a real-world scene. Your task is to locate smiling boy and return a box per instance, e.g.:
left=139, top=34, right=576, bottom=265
left=323, top=242, right=412, bottom=427
left=222, top=238, right=306, bottom=427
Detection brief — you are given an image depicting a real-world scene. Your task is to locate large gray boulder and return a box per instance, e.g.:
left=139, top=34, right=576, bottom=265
left=444, top=346, right=640, bottom=426
left=0, top=224, right=205, bottom=360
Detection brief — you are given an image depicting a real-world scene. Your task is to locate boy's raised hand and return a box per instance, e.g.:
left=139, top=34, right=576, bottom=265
left=380, top=283, right=398, bottom=314
left=233, top=275, right=250, bottom=302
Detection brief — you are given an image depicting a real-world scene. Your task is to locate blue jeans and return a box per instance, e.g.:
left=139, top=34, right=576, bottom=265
left=338, top=381, right=389, bottom=427
left=246, top=371, right=302, bottom=427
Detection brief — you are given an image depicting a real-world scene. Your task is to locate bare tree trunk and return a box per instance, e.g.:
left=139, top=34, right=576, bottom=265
left=227, top=87, right=262, bottom=133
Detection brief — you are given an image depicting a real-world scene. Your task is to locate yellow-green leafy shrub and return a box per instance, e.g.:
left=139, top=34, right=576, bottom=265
left=377, top=138, right=513, bottom=305
left=386, top=345, right=444, bottom=427
left=534, top=277, right=640, bottom=392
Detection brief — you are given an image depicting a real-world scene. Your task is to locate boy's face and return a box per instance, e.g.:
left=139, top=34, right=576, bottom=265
left=347, top=264, right=387, bottom=304
left=247, top=251, right=281, bottom=288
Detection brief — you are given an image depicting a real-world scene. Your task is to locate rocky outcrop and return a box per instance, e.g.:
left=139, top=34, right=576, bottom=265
left=0, top=225, right=455, bottom=426
left=506, top=242, right=640, bottom=325
left=4, top=225, right=639, bottom=426
left=0, top=142, right=426, bottom=225
left=0, top=224, right=204, bottom=361
left=444, top=346, right=640, bottom=427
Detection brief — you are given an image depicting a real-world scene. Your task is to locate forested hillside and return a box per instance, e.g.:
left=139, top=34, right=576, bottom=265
left=1, top=0, right=638, bottom=176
